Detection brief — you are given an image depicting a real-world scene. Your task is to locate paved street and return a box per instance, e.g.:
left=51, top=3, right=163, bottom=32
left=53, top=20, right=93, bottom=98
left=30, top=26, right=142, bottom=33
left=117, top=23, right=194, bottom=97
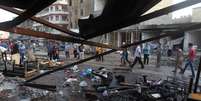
left=33, top=51, right=196, bottom=86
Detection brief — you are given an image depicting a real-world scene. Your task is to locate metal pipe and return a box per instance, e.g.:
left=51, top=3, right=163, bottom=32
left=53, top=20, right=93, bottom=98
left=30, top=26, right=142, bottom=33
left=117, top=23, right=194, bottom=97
left=193, top=57, right=201, bottom=93
left=3, top=27, right=116, bottom=49
left=0, top=0, right=56, bottom=29
left=23, top=82, right=56, bottom=91
left=188, top=76, right=194, bottom=94
left=0, top=5, right=80, bottom=38
left=83, top=0, right=201, bottom=39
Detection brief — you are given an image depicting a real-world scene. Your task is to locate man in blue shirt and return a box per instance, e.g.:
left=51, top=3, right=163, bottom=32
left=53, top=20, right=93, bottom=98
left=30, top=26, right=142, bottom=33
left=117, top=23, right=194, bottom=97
left=143, top=43, right=150, bottom=65
left=121, top=48, right=130, bottom=66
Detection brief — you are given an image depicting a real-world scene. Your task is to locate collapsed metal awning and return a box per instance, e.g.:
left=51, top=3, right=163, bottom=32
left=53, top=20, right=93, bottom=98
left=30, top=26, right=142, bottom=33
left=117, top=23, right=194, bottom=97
left=0, top=0, right=56, bottom=30
left=0, top=0, right=201, bottom=91
left=79, top=0, right=201, bottom=39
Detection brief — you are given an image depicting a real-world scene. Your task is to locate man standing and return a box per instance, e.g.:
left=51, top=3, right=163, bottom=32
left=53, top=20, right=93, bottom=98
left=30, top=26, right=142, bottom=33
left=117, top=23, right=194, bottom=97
left=130, top=45, right=144, bottom=69
left=11, top=43, right=20, bottom=65
left=64, top=43, right=70, bottom=59
left=47, top=41, right=53, bottom=60
left=69, top=44, right=74, bottom=59
left=99, top=47, right=104, bottom=62
left=19, top=42, right=26, bottom=65
left=173, top=48, right=184, bottom=73
left=79, top=44, right=84, bottom=59
left=143, top=43, right=150, bottom=65
left=156, top=41, right=161, bottom=68
left=96, top=47, right=100, bottom=61
left=181, top=43, right=196, bottom=77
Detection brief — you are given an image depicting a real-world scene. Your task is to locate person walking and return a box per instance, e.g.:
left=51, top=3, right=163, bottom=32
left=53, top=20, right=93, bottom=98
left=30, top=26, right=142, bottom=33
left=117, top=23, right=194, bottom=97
left=172, top=48, right=184, bottom=73
left=143, top=43, right=150, bottom=65
left=130, top=45, right=144, bottom=69
left=121, top=48, right=130, bottom=66
left=181, top=43, right=196, bottom=77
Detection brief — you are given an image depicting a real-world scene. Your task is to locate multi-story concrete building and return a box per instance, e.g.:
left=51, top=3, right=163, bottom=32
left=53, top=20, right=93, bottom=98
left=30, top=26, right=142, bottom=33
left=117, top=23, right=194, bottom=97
left=98, top=0, right=173, bottom=47
left=141, top=0, right=173, bottom=25
left=68, top=0, right=94, bottom=29
left=140, top=0, right=174, bottom=49
left=183, top=7, right=201, bottom=51
left=33, top=0, right=69, bottom=35
left=192, top=7, right=201, bottom=22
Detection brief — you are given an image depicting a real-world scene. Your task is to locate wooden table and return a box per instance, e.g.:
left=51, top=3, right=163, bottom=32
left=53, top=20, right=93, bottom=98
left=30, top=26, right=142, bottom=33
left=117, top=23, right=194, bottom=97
left=188, top=93, right=201, bottom=101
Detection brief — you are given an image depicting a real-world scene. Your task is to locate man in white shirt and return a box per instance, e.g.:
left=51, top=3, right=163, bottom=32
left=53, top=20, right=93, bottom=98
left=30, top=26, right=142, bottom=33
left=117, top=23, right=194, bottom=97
left=130, top=45, right=144, bottom=69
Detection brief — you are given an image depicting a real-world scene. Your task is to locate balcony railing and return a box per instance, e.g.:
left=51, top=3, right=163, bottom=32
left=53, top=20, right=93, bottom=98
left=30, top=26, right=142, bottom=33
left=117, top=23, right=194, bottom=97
left=36, top=10, right=69, bottom=17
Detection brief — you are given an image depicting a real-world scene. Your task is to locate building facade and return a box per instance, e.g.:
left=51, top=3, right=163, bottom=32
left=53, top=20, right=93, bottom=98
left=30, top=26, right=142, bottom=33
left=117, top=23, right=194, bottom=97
left=68, top=0, right=94, bottom=29
left=96, top=0, right=174, bottom=47
left=183, top=7, right=201, bottom=51
left=33, top=0, right=69, bottom=35
left=141, top=0, right=173, bottom=25
left=192, top=7, right=201, bottom=22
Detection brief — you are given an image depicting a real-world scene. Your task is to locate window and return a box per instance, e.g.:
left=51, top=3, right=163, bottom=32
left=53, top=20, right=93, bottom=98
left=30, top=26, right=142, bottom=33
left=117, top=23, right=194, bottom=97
left=81, top=9, right=84, bottom=16
left=50, top=16, right=53, bottom=21
left=59, top=15, right=62, bottom=21
left=62, top=16, right=67, bottom=21
left=70, top=22, right=73, bottom=28
left=75, top=9, right=78, bottom=15
left=69, top=0, right=72, bottom=6
left=53, top=15, right=56, bottom=21
left=50, top=6, right=53, bottom=11
left=58, top=5, right=62, bottom=11
left=63, top=6, right=68, bottom=11
left=55, top=5, right=59, bottom=11
left=56, top=15, right=59, bottom=21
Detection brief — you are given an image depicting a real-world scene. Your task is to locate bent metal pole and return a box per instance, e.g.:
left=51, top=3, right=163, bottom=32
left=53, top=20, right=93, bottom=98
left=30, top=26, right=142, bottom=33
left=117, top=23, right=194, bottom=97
left=4, top=27, right=116, bottom=49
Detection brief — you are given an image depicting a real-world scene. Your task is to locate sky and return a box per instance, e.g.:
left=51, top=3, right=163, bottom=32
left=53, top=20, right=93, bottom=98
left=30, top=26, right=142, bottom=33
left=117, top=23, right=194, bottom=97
left=172, top=0, right=201, bottom=18
left=0, top=9, right=17, bottom=22
left=0, top=0, right=201, bottom=22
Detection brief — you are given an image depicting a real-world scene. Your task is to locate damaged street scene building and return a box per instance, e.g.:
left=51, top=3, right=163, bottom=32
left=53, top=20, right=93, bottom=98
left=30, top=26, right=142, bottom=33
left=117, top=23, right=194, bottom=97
left=1, top=0, right=201, bottom=101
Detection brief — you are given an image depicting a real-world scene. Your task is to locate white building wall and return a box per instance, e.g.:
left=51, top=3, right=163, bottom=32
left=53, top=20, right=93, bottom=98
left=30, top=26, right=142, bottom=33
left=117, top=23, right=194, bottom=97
left=94, top=0, right=106, bottom=12
left=184, top=31, right=201, bottom=51
left=192, top=7, right=201, bottom=22
left=142, top=32, right=159, bottom=40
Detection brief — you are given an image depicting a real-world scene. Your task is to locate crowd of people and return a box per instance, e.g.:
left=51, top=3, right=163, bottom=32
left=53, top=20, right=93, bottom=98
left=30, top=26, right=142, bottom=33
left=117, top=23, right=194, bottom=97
left=0, top=39, right=198, bottom=77
left=49, top=42, right=86, bottom=61
left=120, top=42, right=197, bottom=77
left=47, top=41, right=60, bottom=61
left=0, top=40, right=36, bottom=65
